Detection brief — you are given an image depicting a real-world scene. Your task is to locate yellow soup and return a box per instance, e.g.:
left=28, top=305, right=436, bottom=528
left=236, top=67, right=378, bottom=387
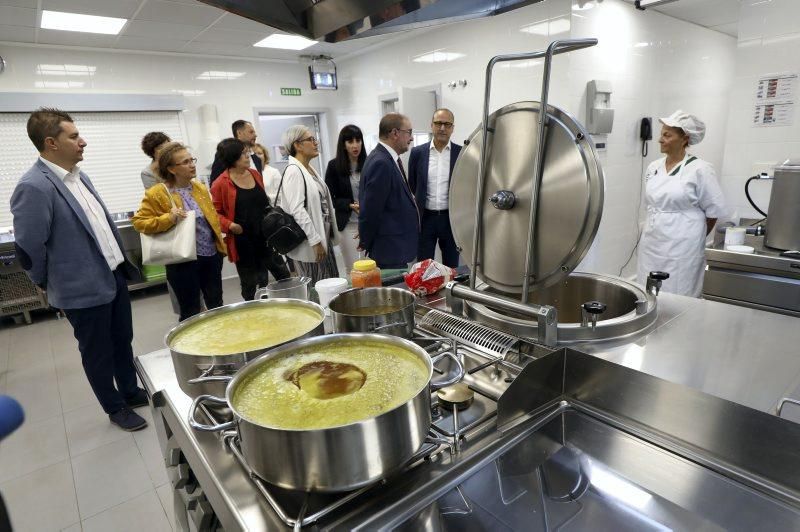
left=232, top=341, right=429, bottom=429
left=169, top=305, right=322, bottom=356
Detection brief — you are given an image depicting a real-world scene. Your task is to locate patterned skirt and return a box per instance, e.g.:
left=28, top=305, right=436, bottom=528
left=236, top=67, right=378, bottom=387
left=295, top=236, right=340, bottom=285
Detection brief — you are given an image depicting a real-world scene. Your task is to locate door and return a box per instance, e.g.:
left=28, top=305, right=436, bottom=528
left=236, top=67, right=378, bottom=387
left=257, top=113, right=324, bottom=177
left=399, top=86, right=436, bottom=145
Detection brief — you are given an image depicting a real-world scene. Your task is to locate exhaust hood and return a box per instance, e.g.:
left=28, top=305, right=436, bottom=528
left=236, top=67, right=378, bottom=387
left=197, top=0, right=543, bottom=43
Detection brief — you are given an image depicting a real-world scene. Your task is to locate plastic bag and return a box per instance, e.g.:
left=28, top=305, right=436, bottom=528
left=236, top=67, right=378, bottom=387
left=403, top=259, right=456, bottom=296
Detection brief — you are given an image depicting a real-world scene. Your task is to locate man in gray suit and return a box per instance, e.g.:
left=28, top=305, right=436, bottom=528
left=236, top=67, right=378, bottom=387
left=11, top=108, right=148, bottom=431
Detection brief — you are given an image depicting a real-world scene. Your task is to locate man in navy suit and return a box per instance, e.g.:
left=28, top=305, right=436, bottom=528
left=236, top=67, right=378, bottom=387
left=408, top=108, right=462, bottom=267
left=358, top=113, right=420, bottom=269
left=11, top=108, right=148, bottom=431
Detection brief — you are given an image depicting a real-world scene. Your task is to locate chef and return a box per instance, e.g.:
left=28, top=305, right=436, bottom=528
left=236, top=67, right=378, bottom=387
left=637, top=110, right=727, bottom=297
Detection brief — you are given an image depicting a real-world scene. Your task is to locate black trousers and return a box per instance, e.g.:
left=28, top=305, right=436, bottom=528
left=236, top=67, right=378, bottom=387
left=418, top=209, right=460, bottom=268
left=235, top=251, right=290, bottom=301
left=166, top=253, right=224, bottom=321
left=63, top=269, right=139, bottom=414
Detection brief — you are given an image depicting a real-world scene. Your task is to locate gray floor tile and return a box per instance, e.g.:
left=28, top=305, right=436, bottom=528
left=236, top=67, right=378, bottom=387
left=0, top=414, right=69, bottom=483
left=155, top=482, right=175, bottom=532
left=61, top=524, right=82, bottom=532
left=4, top=363, right=62, bottom=423
left=132, top=408, right=169, bottom=487
left=82, top=490, right=170, bottom=532
left=57, top=364, right=97, bottom=414
left=64, top=403, right=132, bottom=458
left=0, top=460, right=80, bottom=532
left=71, top=437, right=153, bottom=519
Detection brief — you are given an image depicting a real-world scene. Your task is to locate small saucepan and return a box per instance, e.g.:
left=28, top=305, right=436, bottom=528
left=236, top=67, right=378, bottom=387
left=328, top=287, right=415, bottom=338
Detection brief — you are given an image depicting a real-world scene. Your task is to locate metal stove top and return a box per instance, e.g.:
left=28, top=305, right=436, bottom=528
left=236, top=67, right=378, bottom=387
left=136, top=326, right=537, bottom=530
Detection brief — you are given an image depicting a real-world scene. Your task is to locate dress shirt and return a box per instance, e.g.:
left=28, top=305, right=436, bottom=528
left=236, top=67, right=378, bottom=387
left=426, top=141, right=451, bottom=210
left=379, top=141, right=402, bottom=175
left=39, top=156, right=124, bottom=270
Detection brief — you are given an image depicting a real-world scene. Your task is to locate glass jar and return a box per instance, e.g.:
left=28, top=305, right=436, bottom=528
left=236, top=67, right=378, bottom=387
left=351, top=259, right=382, bottom=288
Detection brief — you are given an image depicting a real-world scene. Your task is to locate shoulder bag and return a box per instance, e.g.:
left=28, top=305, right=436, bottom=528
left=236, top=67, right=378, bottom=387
left=261, top=164, right=308, bottom=254
left=140, top=184, right=197, bottom=265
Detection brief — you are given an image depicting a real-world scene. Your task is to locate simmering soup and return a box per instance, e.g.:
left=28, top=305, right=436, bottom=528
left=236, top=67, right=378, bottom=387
left=169, top=305, right=322, bottom=356
left=232, top=341, right=429, bottom=429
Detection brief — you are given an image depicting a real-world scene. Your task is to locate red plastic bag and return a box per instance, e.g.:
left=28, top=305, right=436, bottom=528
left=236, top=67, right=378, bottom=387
left=403, top=259, right=456, bottom=296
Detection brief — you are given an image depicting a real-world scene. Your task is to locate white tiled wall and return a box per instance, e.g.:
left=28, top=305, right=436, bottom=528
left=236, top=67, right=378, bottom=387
left=720, top=0, right=800, bottom=221
left=336, top=0, right=736, bottom=277
left=0, top=45, right=339, bottom=174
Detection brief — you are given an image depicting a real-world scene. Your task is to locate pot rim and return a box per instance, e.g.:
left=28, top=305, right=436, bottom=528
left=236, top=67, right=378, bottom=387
left=328, top=286, right=416, bottom=317
left=225, top=332, right=433, bottom=432
left=164, top=298, right=325, bottom=358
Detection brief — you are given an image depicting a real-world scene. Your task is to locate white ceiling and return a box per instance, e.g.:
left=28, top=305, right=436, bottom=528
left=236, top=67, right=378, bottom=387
left=650, top=0, right=741, bottom=37
left=0, top=0, right=742, bottom=62
left=0, top=0, right=382, bottom=62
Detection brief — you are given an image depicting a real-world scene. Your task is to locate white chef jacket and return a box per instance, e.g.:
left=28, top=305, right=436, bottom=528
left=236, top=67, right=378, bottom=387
left=426, top=141, right=451, bottom=210
left=39, top=157, right=125, bottom=271
left=636, top=154, right=726, bottom=297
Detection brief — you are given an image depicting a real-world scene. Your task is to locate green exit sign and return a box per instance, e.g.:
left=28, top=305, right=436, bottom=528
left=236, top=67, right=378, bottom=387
left=281, top=88, right=302, bottom=96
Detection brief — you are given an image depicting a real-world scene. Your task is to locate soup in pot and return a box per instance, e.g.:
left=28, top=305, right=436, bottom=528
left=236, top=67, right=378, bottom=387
left=231, top=340, right=429, bottom=429
left=169, top=305, right=322, bottom=356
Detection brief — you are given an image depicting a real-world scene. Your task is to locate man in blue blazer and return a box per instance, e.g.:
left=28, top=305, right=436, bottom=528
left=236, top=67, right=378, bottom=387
left=11, top=108, right=148, bottom=431
left=408, top=109, right=462, bottom=267
left=358, top=113, right=420, bottom=269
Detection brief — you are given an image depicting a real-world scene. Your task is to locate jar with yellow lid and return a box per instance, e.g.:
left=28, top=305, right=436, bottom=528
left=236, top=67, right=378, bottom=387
left=351, top=259, right=382, bottom=288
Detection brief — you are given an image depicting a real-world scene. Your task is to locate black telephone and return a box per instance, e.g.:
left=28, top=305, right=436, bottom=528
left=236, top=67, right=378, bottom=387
left=640, top=117, right=652, bottom=156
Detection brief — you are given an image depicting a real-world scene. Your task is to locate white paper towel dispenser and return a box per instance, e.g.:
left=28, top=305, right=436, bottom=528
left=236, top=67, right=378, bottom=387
left=586, top=79, right=614, bottom=135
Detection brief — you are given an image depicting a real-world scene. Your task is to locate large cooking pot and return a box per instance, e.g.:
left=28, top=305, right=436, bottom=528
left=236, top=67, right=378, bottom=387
left=188, top=333, right=464, bottom=492
left=328, top=287, right=415, bottom=338
left=165, top=298, right=325, bottom=399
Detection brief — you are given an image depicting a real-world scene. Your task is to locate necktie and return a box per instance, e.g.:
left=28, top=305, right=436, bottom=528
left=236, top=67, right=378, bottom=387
left=397, top=157, right=408, bottom=184
left=398, top=157, right=420, bottom=225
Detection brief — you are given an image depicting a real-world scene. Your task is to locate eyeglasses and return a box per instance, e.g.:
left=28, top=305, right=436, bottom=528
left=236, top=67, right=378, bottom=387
left=433, top=121, right=454, bottom=129
left=394, top=128, right=413, bottom=136
left=298, top=136, right=318, bottom=144
left=171, top=157, right=197, bottom=166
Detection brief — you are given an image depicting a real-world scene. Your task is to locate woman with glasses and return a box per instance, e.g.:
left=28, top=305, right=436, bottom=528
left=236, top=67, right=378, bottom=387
left=211, top=138, right=290, bottom=301
left=278, top=125, right=340, bottom=283
left=325, top=124, right=367, bottom=274
left=132, top=142, right=226, bottom=320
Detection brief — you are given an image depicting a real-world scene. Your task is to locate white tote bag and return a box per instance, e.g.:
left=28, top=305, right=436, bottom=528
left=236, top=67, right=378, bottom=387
left=140, top=184, right=197, bottom=265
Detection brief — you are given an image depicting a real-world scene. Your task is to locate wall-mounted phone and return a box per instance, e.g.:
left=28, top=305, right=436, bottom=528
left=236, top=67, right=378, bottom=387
left=640, top=117, right=652, bottom=157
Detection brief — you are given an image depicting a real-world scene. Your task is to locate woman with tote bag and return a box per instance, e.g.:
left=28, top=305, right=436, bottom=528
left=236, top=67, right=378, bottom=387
left=132, top=142, right=226, bottom=321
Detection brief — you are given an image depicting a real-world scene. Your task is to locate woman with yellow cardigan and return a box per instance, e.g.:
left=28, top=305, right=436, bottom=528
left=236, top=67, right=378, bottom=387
left=132, top=142, right=226, bottom=321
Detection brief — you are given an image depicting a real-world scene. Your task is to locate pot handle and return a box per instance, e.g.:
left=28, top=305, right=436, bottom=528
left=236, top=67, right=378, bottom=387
left=188, top=394, right=235, bottom=432
left=429, top=351, right=466, bottom=391
left=187, top=374, right=234, bottom=385
left=372, top=321, right=409, bottom=332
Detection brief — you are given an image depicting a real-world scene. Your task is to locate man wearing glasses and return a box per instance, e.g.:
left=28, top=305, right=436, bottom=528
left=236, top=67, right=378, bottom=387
left=358, top=113, right=420, bottom=269
left=11, top=108, right=148, bottom=431
left=408, top=109, right=462, bottom=267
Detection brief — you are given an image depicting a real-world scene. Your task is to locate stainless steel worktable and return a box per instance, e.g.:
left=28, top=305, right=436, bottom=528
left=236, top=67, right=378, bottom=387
left=136, top=288, right=800, bottom=530
left=423, top=288, right=800, bottom=424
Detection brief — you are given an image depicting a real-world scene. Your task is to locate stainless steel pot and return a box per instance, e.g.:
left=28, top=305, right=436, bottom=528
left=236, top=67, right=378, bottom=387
left=188, top=333, right=464, bottom=492
left=328, top=287, right=415, bottom=338
left=165, top=298, right=325, bottom=399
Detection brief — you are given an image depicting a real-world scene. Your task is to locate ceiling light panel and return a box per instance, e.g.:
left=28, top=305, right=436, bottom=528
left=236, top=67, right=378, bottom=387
left=253, top=34, right=316, bottom=50
left=41, top=10, right=127, bottom=35
left=196, top=71, right=245, bottom=80
left=36, top=64, right=97, bottom=76
left=412, top=51, right=465, bottom=63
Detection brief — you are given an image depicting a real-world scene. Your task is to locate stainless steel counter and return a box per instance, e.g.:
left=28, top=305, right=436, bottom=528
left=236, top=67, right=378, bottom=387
left=704, top=232, right=800, bottom=316
left=423, top=289, right=800, bottom=418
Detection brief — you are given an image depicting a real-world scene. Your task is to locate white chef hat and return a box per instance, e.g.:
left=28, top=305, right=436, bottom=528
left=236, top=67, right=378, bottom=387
left=659, top=110, right=706, bottom=145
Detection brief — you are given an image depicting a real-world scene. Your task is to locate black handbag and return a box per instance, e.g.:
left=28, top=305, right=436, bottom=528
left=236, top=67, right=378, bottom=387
left=261, top=164, right=308, bottom=254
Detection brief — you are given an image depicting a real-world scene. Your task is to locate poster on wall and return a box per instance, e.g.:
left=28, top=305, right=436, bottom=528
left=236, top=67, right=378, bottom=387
left=753, top=72, right=797, bottom=127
